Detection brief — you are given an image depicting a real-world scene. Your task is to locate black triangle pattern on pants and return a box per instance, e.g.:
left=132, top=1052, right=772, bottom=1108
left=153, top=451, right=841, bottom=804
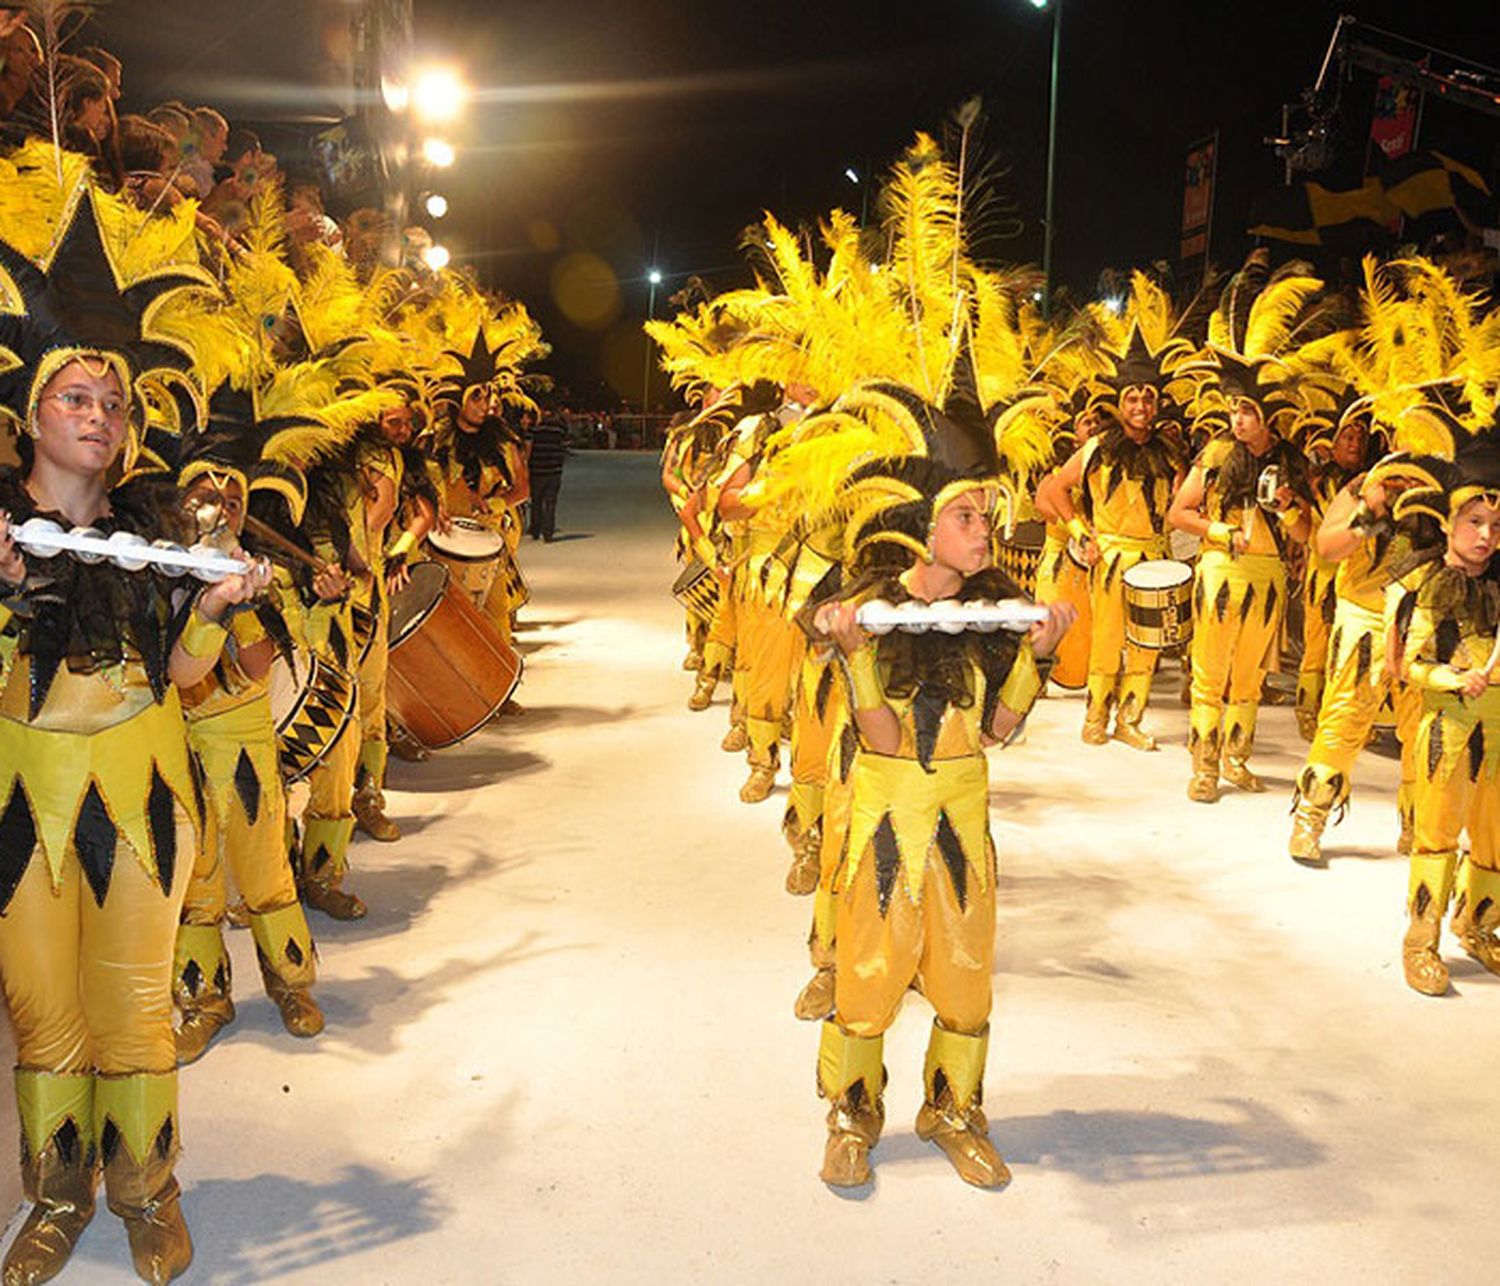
left=934, top=810, right=968, bottom=910
left=233, top=748, right=261, bottom=825
left=147, top=768, right=178, bottom=894
left=74, top=781, right=117, bottom=908
left=0, top=780, right=36, bottom=914
left=873, top=813, right=901, bottom=916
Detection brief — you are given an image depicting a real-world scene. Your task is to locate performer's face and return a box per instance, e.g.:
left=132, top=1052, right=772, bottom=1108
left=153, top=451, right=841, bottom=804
left=1230, top=398, right=1268, bottom=446
left=1448, top=496, right=1500, bottom=575
left=1332, top=419, right=1367, bottom=470
left=183, top=475, right=246, bottom=537
left=32, top=359, right=129, bottom=477
left=1120, top=386, right=1158, bottom=434
left=380, top=404, right=416, bottom=445
left=459, top=386, right=489, bottom=430
left=930, top=489, right=993, bottom=576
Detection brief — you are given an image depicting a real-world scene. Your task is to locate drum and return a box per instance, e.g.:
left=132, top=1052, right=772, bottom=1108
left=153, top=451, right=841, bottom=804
left=267, top=649, right=358, bottom=783
left=429, top=517, right=505, bottom=604
left=1123, top=559, right=1194, bottom=649
left=386, top=562, right=523, bottom=748
left=1169, top=529, right=1202, bottom=564
left=672, top=558, right=721, bottom=620
left=993, top=520, right=1047, bottom=596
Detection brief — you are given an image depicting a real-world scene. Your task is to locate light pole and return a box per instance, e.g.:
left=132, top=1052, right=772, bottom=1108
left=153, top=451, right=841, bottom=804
left=642, top=268, right=663, bottom=413
left=1031, top=0, right=1062, bottom=317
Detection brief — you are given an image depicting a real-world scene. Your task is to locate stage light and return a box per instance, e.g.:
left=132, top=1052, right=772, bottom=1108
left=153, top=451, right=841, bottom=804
left=381, top=76, right=409, bottom=114
left=425, top=193, right=449, bottom=219
left=1104, top=295, right=1124, bottom=315
left=423, top=244, right=451, bottom=271
left=844, top=167, right=860, bottom=184
left=422, top=138, right=456, bottom=168
left=412, top=66, right=467, bottom=123
left=647, top=268, right=663, bottom=285
left=1028, top=0, right=1049, bottom=9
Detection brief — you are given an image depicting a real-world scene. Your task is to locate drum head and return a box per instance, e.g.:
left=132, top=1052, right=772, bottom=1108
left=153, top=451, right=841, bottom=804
left=430, top=516, right=505, bottom=561
left=1124, top=559, right=1192, bottom=590
left=389, top=562, right=450, bottom=647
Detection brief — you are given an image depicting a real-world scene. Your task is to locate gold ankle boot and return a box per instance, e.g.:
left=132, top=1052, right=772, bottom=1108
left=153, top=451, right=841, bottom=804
left=1186, top=724, right=1220, bottom=804
left=784, top=825, right=821, bottom=896
left=1220, top=705, right=1265, bottom=792
left=5, top=1073, right=96, bottom=1286
left=687, top=670, right=718, bottom=712
left=1403, top=853, right=1456, bottom=996
left=1081, top=690, right=1111, bottom=745
left=794, top=966, right=835, bottom=1022
left=304, top=877, right=366, bottom=921
left=683, top=648, right=703, bottom=671
left=1220, top=756, right=1264, bottom=792
left=739, top=765, right=776, bottom=803
left=171, top=926, right=234, bottom=1067
left=97, top=1074, right=192, bottom=1286
left=720, top=723, right=747, bottom=752
left=1289, top=767, right=1341, bottom=868
left=1450, top=864, right=1500, bottom=977
left=352, top=781, right=400, bottom=842
left=301, top=819, right=366, bottom=920
left=817, top=1023, right=884, bottom=1187
left=918, top=1021, right=1009, bottom=1188
left=251, top=904, right=324, bottom=1038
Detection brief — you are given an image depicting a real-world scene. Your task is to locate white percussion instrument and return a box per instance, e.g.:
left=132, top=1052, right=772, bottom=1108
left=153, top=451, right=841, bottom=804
left=428, top=517, right=505, bottom=603
left=11, top=517, right=252, bottom=580
left=1123, top=559, right=1194, bottom=649
left=855, top=598, right=1049, bottom=636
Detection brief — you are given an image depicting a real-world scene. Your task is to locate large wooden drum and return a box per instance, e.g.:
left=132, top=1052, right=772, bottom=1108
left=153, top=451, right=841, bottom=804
left=385, top=563, right=523, bottom=748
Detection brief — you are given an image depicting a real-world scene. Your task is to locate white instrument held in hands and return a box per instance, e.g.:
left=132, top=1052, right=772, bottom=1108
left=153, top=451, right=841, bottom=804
left=10, top=517, right=253, bottom=581
left=854, top=597, right=1049, bottom=636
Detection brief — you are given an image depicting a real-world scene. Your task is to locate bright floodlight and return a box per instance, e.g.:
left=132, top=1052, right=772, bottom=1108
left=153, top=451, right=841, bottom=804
left=380, top=76, right=409, bottom=114
left=1028, top=0, right=1049, bottom=9
left=412, top=67, right=466, bottom=122
left=844, top=167, right=860, bottom=184
left=425, top=193, right=449, bottom=219
left=422, top=138, right=456, bottom=168
left=423, top=244, right=451, bottom=271
left=647, top=269, right=663, bottom=285
left=1104, top=295, right=1124, bottom=315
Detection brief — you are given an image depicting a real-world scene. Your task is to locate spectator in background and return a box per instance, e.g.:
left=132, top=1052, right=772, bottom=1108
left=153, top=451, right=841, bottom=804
left=117, top=112, right=181, bottom=208
left=0, top=9, right=40, bottom=125
left=180, top=105, right=227, bottom=197
left=527, top=407, right=570, bottom=542
left=79, top=45, right=121, bottom=102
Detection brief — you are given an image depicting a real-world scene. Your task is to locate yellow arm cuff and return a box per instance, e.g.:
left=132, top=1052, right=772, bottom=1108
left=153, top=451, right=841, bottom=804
left=386, top=529, right=418, bottom=560
left=229, top=610, right=267, bottom=646
left=178, top=606, right=229, bottom=659
left=845, top=646, right=886, bottom=712
left=1409, top=660, right=1466, bottom=693
left=997, top=644, right=1045, bottom=718
left=1206, top=521, right=1235, bottom=550
left=1066, top=517, right=1090, bottom=544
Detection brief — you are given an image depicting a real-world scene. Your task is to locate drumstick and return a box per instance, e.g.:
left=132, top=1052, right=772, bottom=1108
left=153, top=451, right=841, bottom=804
left=241, top=515, right=329, bottom=575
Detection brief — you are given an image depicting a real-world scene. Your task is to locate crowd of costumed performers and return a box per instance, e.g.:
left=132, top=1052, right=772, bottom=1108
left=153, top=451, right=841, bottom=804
left=0, top=137, right=548, bottom=1284
left=656, top=123, right=1500, bottom=1191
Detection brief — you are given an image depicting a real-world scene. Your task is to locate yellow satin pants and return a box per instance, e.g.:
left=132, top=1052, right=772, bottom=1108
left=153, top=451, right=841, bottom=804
left=787, top=652, right=839, bottom=837
left=1302, top=598, right=1388, bottom=793
left=1297, top=563, right=1337, bottom=718
left=1190, top=551, right=1285, bottom=748
left=1411, top=689, right=1500, bottom=870
left=834, top=841, right=995, bottom=1040
left=736, top=596, right=806, bottom=768
left=358, top=594, right=390, bottom=785
left=1087, top=541, right=1164, bottom=710
left=0, top=815, right=193, bottom=1075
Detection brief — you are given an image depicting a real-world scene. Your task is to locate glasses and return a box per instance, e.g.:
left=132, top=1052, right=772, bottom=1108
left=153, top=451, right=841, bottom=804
left=45, top=389, right=129, bottom=422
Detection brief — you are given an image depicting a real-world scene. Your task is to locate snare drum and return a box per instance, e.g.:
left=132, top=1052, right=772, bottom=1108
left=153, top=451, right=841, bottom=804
left=993, top=520, right=1047, bottom=596
left=429, top=517, right=505, bottom=603
left=1123, top=559, right=1194, bottom=649
left=268, top=649, right=358, bottom=783
left=386, top=562, right=524, bottom=748
left=672, top=558, right=721, bottom=621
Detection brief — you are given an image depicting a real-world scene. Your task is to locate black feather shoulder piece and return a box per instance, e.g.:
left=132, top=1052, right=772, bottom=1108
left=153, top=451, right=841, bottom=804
left=0, top=466, right=184, bottom=717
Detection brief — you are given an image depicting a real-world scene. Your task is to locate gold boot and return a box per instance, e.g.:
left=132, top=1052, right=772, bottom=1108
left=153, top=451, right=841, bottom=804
left=301, top=817, right=366, bottom=920
left=784, top=823, right=821, bottom=896
left=817, top=1023, right=885, bottom=1187
left=352, top=779, right=400, bottom=843
left=1112, top=679, right=1157, bottom=752
left=687, top=668, right=719, bottom=712
left=4, top=1072, right=96, bottom=1286
left=1220, top=703, right=1266, bottom=792
left=1188, top=726, right=1224, bottom=798
left=739, top=765, right=776, bottom=803
left=915, top=1021, right=1010, bottom=1188
left=171, top=925, right=234, bottom=1066
left=1403, top=852, right=1456, bottom=996
left=720, top=722, right=747, bottom=752
left=386, top=718, right=429, bottom=763
left=97, top=1074, right=193, bottom=1285
left=250, top=903, right=324, bottom=1038
left=683, top=647, right=703, bottom=671
left=1289, top=766, right=1342, bottom=868
left=1450, top=862, right=1500, bottom=977
left=1081, top=678, right=1112, bottom=746
left=794, top=966, right=835, bottom=1021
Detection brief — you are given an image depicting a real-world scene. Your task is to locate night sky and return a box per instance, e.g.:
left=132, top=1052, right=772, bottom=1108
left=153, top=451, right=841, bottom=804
left=99, top=1, right=1500, bottom=406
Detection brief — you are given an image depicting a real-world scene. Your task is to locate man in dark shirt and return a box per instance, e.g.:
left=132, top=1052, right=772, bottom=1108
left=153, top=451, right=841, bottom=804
left=528, top=412, right=570, bottom=541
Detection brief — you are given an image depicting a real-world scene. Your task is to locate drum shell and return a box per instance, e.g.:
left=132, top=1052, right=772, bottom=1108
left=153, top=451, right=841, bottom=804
left=672, top=559, right=721, bottom=620
left=1123, top=561, right=1194, bottom=649
left=268, top=651, right=358, bottom=783
left=386, top=564, right=523, bottom=748
left=1035, top=540, right=1091, bottom=689
left=992, top=520, right=1047, bottom=597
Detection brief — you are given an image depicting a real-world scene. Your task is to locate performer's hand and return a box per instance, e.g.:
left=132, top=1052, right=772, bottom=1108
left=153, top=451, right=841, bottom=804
left=1081, top=536, right=1101, bottom=567
left=1230, top=531, right=1248, bottom=555
left=436, top=507, right=453, bottom=535
left=313, top=564, right=351, bottom=601
left=1359, top=481, right=1389, bottom=518
left=199, top=557, right=273, bottom=619
left=0, top=511, right=25, bottom=585
left=1272, top=484, right=1295, bottom=512
left=386, top=562, right=411, bottom=596
left=1028, top=601, right=1078, bottom=659
left=815, top=600, right=868, bottom=656
left=1457, top=668, right=1490, bottom=699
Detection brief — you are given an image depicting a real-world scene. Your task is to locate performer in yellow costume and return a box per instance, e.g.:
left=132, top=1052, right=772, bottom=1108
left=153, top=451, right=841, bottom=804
left=1170, top=346, right=1313, bottom=802
left=1035, top=328, right=1190, bottom=750
left=1384, top=442, right=1500, bottom=995
left=1031, top=402, right=1097, bottom=694
left=800, top=383, right=1074, bottom=1190
left=0, top=157, right=268, bottom=1284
